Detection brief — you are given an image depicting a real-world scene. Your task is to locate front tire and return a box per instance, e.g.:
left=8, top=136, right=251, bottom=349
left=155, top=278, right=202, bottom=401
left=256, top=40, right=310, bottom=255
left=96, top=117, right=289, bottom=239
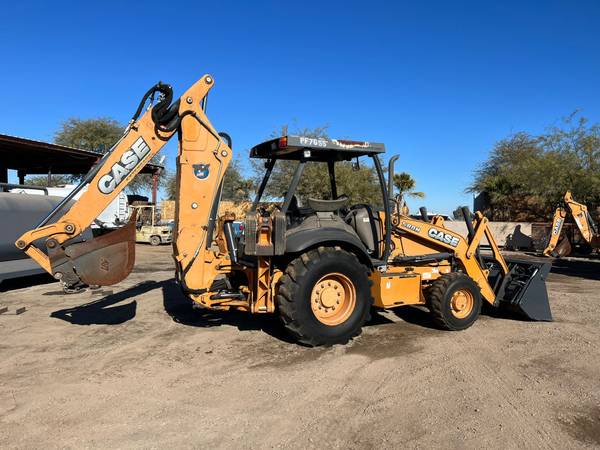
left=150, top=235, right=161, bottom=246
left=277, top=247, right=373, bottom=346
left=427, top=272, right=482, bottom=330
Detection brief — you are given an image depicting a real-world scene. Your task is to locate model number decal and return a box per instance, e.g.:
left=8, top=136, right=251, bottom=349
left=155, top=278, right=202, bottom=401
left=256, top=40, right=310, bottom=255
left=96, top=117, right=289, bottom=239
left=402, top=222, right=421, bottom=233
left=428, top=228, right=460, bottom=247
left=299, top=137, right=327, bottom=147
left=98, top=137, right=150, bottom=194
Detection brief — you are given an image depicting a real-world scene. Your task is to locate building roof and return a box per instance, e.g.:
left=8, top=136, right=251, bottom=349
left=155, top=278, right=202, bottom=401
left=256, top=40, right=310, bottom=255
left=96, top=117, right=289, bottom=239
left=0, top=133, right=163, bottom=175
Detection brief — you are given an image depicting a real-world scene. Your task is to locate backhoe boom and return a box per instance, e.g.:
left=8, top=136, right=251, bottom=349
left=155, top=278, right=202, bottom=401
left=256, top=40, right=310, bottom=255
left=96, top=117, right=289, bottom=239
left=543, top=191, right=598, bottom=257
left=16, top=75, right=231, bottom=292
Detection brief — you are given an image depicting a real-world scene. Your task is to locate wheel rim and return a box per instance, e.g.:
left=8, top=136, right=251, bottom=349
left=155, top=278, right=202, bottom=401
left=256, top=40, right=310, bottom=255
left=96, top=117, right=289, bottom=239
left=450, top=289, right=474, bottom=319
left=311, top=273, right=356, bottom=326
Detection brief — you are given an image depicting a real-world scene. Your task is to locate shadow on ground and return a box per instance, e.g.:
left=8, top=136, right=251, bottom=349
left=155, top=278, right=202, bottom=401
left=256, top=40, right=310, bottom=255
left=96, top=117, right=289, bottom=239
left=161, top=280, right=408, bottom=344
left=49, top=281, right=163, bottom=325
left=161, top=279, right=297, bottom=343
left=549, top=257, right=600, bottom=281
left=47, top=277, right=479, bottom=341
left=0, top=273, right=55, bottom=292
left=391, top=305, right=440, bottom=329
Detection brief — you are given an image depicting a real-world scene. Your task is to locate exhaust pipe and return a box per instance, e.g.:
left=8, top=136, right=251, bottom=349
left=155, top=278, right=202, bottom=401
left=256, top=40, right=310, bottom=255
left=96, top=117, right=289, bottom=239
left=387, top=155, right=399, bottom=203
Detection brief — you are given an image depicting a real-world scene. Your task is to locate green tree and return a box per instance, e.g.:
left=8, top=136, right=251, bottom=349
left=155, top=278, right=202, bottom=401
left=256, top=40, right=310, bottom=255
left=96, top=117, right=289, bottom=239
left=55, top=117, right=123, bottom=152
left=469, top=113, right=600, bottom=221
left=165, top=159, right=253, bottom=201
left=54, top=117, right=165, bottom=194
left=392, top=172, right=425, bottom=199
left=222, top=159, right=254, bottom=201
left=25, top=175, right=71, bottom=187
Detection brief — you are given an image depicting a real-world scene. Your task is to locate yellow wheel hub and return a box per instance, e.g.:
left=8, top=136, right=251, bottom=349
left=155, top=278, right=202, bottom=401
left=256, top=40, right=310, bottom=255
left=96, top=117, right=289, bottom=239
left=311, top=273, right=356, bottom=326
left=450, top=289, right=474, bottom=319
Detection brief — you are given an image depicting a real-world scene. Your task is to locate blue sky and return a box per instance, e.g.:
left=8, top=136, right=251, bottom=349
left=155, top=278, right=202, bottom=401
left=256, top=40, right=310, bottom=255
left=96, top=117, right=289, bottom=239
left=2, top=0, right=600, bottom=214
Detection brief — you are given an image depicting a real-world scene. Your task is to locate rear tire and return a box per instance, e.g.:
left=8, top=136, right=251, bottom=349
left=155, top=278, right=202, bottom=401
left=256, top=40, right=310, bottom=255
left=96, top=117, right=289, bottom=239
left=427, top=272, right=481, bottom=330
left=277, top=247, right=373, bottom=346
left=150, top=236, right=161, bottom=246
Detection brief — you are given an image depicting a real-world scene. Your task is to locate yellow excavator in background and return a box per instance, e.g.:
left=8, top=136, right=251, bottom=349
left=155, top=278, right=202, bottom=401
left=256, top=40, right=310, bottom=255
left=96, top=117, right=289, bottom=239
left=15, top=75, right=552, bottom=346
left=543, top=191, right=599, bottom=258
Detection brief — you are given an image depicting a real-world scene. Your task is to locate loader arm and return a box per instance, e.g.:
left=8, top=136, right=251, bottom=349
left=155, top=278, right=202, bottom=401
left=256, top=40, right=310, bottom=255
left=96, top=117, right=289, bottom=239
left=395, top=211, right=552, bottom=322
left=563, top=191, right=596, bottom=243
left=395, top=213, right=507, bottom=305
left=16, top=75, right=232, bottom=292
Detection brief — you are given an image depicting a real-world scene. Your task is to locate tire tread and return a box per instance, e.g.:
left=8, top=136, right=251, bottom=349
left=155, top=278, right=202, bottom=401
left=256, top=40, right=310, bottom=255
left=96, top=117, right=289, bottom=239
left=428, top=272, right=481, bottom=331
left=277, top=246, right=373, bottom=346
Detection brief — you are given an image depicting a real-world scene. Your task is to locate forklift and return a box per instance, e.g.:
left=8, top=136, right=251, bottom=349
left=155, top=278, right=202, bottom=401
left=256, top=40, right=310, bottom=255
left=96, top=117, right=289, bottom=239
left=16, top=75, right=552, bottom=346
left=129, top=204, right=172, bottom=246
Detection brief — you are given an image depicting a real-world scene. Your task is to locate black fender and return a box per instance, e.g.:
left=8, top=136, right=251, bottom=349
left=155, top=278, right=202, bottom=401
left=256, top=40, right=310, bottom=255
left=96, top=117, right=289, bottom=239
left=285, top=227, right=373, bottom=268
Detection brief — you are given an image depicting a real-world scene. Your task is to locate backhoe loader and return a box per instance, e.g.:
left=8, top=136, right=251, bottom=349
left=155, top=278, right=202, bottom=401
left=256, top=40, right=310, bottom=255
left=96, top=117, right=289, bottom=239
left=16, top=75, right=552, bottom=346
left=543, top=191, right=599, bottom=257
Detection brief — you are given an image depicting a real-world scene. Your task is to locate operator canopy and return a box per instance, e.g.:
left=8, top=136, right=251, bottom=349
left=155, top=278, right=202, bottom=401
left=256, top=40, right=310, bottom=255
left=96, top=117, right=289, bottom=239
left=250, top=135, right=386, bottom=162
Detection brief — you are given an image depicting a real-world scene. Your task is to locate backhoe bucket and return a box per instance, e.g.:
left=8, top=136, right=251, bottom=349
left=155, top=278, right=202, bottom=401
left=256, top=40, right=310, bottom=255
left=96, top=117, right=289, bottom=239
left=49, top=212, right=137, bottom=287
left=552, top=237, right=572, bottom=258
left=484, top=256, right=552, bottom=321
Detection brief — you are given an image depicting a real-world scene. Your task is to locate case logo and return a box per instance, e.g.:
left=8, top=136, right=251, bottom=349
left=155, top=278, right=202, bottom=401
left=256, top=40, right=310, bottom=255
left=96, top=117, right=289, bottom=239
left=98, top=137, right=150, bottom=194
left=552, top=218, right=563, bottom=235
left=428, top=228, right=460, bottom=247
left=193, top=164, right=210, bottom=180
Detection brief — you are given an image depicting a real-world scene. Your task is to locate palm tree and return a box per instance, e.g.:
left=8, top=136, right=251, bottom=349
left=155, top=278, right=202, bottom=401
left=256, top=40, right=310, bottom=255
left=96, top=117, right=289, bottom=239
left=393, top=172, right=425, bottom=199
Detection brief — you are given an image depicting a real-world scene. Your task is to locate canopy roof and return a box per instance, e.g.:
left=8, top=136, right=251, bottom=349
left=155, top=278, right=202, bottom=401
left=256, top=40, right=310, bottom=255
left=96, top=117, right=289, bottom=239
left=249, top=135, right=385, bottom=162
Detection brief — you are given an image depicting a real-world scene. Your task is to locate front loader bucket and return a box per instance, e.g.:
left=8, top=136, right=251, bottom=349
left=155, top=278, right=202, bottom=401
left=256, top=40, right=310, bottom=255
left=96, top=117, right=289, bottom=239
left=49, top=212, right=137, bottom=287
left=484, top=256, right=552, bottom=321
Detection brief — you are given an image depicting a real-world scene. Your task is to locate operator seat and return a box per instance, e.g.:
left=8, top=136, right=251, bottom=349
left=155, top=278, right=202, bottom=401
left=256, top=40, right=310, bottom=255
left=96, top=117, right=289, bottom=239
left=345, top=204, right=382, bottom=257
left=307, top=194, right=349, bottom=213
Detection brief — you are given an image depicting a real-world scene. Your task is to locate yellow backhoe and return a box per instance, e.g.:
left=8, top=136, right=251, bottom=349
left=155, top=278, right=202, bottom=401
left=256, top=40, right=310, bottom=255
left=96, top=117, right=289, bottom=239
left=543, top=191, right=599, bottom=257
left=16, top=75, right=552, bottom=345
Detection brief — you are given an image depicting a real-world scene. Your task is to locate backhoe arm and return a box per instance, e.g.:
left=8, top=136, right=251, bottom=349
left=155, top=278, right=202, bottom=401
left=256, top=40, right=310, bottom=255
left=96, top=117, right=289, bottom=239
left=564, top=191, right=596, bottom=243
left=543, top=206, right=567, bottom=256
left=16, top=75, right=231, bottom=292
left=543, top=191, right=598, bottom=257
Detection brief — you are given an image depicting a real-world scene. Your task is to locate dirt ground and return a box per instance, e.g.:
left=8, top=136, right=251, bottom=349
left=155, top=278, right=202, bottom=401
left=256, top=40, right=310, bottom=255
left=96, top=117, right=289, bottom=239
left=1, top=246, right=599, bottom=449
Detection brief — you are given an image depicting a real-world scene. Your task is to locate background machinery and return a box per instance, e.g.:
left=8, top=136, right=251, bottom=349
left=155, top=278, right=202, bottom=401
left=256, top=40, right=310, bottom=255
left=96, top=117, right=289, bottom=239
left=16, top=75, right=552, bottom=345
left=130, top=204, right=172, bottom=246
left=543, top=191, right=599, bottom=257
